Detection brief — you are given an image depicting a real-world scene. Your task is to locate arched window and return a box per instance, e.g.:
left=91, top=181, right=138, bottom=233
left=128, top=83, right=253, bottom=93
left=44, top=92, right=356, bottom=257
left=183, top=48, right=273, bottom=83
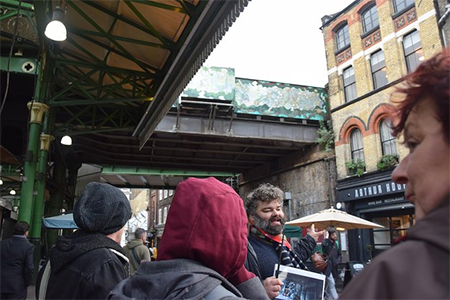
left=350, top=128, right=364, bottom=162
left=379, top=119, right=398, bottom=155
left=361, top=5, right=379, bottom=33
left=335, top=24, right=350, bottom=51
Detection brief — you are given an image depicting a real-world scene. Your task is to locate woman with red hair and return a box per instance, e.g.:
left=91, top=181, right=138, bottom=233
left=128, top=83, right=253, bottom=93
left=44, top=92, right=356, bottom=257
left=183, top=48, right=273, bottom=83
left=341, top=48, right=450, bottom=299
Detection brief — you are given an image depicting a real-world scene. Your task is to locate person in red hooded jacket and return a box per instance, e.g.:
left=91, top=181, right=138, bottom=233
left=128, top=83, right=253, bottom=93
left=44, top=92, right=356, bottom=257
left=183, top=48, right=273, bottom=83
left=108, top=177, right=269, bottom=300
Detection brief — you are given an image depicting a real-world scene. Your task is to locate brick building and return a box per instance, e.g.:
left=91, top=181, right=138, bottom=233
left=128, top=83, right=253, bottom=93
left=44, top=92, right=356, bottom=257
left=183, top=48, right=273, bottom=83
left=321, top=0, right=446, bottom=261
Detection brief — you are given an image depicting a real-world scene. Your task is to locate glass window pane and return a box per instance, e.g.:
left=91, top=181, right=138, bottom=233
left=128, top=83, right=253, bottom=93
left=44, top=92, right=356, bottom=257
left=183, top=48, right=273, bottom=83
left=403, top=31, right=421, bottom=55
left=380, top=119, right=398, bottom=155
left=362, top=6, right=379, bottom=33
left=336, top=24, right=350, bottom=50
left=403, top=31, right=422, bottom=73
left=406, top=51, right=422, bottom=73
left=371, top=51, right=385, bottom=71
left=344, top=67, right=357, bottom=101
left=394, top=0, right=415, bottom=13
left=350, top=129, right=364, bottom=162
left=373, top=68, right=388, bottom=89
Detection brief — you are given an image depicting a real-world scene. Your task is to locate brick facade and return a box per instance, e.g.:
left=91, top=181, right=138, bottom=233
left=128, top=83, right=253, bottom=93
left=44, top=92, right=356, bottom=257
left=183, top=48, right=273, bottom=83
left=322, top=0, right=444, bottom=181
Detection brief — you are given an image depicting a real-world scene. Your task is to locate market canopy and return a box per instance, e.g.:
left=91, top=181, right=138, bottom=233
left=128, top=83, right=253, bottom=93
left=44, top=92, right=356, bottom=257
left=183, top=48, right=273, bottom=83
left=43, top=213, right=78, bottom=229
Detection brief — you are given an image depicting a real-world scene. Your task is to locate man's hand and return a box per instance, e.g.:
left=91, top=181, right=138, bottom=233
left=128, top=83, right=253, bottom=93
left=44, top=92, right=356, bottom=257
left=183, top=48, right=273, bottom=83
left=307, top=223, right=326, bottom=241
left=263, top=276, right=284, bottom=299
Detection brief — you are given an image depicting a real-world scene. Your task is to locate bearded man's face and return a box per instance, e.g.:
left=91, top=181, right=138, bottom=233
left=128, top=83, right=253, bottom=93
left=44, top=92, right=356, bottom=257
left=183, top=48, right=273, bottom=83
left=250, top=199, right=285, bottom=235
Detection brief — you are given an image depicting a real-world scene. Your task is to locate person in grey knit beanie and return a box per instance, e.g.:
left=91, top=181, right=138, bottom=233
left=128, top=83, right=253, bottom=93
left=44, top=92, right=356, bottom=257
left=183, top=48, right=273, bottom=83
left=36, top=182, right=133, bottom=299
left=74, top=182, right=132, bottom=234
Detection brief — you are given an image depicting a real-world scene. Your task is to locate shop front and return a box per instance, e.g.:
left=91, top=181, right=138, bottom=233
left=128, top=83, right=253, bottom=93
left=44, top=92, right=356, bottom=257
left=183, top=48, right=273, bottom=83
left=337, top=169, right=414, bottom=262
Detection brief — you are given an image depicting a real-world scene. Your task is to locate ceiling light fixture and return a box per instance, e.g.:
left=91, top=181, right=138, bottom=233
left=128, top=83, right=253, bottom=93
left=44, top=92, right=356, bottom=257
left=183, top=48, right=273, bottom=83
left=10, top=189, right=16, bottom=195
left=45, top=6, right=67, bottom=41
left=61, top=135, right=72, bottom=146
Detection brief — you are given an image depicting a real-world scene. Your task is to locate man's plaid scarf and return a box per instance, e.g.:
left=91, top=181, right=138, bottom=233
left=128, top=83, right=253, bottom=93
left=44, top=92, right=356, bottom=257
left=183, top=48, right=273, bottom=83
left=250, top=222, right=305, bottom=270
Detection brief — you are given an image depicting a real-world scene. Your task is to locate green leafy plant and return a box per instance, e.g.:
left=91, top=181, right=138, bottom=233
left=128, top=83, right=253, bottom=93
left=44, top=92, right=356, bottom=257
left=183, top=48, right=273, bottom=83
left=376, top=154, right=399, bottom=171
left=316, top=120, right=335, bottom=152
left=346, top=159, right=366, bottom=177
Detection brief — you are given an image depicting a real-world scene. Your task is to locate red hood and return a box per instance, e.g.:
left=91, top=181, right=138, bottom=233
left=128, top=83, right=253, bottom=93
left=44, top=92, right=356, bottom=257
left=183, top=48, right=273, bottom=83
left=157, top=177, right=254, bottom=285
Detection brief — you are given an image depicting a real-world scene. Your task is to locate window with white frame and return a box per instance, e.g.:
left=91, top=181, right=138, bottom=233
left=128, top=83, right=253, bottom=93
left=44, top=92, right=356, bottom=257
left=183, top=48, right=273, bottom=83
left=362, top=5, right=379, bottom=33
left=158, top=208, right=162, bottom=224
left=393, top=0, right=415, bottom=14
left=169, top=190, right=174, bottom=197
left=163, top=206, right=168, bottom=223
left=403, top=30, right=423, bottom=73
left=158, top=190, right=163, bottom=201
left=163, top=190, right=168, bottom=199
left=371, top=50, right=388, bottom=89
left=350, top=128, right=365, bottom=162
left=336, top=24, right=350, bottom=51
left=343, top=67, right=357, bottom=102
left=379, top=119, right=398, bottom=155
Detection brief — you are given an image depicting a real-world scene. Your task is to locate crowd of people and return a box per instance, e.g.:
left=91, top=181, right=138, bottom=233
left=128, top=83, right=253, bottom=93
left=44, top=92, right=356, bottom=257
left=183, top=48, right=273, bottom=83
left=1, top=48, right=448, bottom=300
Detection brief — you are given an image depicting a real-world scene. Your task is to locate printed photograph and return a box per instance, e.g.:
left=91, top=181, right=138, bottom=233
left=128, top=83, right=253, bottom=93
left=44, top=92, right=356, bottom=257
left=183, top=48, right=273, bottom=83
left=274, top=264, right=326, bottom=300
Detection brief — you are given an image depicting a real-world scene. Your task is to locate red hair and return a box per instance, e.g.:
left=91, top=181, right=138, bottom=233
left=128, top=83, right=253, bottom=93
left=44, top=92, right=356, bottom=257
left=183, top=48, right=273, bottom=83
left=391, top=48, right=450, bottom=143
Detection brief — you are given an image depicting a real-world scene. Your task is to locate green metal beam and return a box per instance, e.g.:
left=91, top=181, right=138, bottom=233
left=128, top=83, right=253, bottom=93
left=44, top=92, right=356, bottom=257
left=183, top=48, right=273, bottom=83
left=50, top=97, right=151, bottom=107
left=101, top=166, right=236, bottom=177
left=52, top=126, right=135, bottom=137
left=131, top=0, right=186, bottom=13
left=0, top=57, right=39, bottom=74
left=81, top=0, right=175, bottom=49
left=69, top=27, right=168, bottom=49
left=0, top=0, right=34, bottom=10
left=54, top=58, right=150, bottom=77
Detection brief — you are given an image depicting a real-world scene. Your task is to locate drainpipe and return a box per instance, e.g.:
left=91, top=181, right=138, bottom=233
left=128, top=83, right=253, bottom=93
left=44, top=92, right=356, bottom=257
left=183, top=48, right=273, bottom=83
left=436, top=0, right=450, bottom=46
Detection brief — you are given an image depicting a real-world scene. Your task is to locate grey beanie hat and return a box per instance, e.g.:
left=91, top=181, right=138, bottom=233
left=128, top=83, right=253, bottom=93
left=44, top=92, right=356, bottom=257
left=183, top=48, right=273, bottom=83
left=74, top=182, right=132, bottom=235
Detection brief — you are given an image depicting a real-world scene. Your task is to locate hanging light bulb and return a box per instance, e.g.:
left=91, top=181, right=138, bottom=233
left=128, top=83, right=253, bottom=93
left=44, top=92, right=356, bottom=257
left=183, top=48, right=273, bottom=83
left=61, top=135, right=72, bottom=146
left=45, top=6, right=67, bottom=41
left=0, top=179, right=3, bottom=185
left=10, top=189, right=16, bottom=195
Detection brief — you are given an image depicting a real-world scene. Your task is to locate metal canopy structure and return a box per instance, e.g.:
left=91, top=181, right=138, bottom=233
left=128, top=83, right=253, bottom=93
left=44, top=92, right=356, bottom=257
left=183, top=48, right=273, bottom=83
left=1, top=0, right=320, bottom=193
left=1, top=0, right=250, bottom=137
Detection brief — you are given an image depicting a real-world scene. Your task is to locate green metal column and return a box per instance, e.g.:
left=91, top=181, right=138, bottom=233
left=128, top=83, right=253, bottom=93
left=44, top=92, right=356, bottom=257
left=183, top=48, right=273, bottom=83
left=30, top=109, right=55, bottom=239
left=18, top=102, right=49, bottom=223
left=31, top=134, right=54, bottom=236
left=30, top=132, right=54, bottom=280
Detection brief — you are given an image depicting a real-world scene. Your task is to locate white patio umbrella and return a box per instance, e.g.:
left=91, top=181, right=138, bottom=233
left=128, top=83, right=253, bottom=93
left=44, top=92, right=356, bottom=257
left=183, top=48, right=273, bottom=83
left=286, top=207, right=384, bottom=230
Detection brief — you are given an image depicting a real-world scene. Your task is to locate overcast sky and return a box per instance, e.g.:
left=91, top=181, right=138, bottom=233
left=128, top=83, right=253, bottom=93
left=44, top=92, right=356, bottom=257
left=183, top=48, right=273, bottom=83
left=204, top=0, right=355, bottom=88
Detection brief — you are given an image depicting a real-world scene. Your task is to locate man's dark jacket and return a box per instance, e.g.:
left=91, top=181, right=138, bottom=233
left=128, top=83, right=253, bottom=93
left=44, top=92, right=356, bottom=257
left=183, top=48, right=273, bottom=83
left=246, top=234, right=316, bottom=280
left=321, top=238, right=341, bottom=277
left=0, top=235, right=34, bottom=294
left=36, top=230, right=129, bottom=299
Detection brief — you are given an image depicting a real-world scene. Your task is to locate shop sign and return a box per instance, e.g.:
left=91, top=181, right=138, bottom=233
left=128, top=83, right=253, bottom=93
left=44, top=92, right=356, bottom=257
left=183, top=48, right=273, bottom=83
left=339, top=179, right=406, bottom=201
left=355, top=196, right=407, bottom=210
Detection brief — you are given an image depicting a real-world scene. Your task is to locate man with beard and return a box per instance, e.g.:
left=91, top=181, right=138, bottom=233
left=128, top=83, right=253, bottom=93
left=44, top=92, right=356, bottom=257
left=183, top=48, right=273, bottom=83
left=245, top=183, right=324, bottom=299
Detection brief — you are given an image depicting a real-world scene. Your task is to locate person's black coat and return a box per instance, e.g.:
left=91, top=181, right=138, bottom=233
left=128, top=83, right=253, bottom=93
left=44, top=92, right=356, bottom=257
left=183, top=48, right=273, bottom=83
left=36, top=230, right=129, bottom=299
left=321, top=238, right=341, bottom=277
left=0, top=235, right=34, bottom=293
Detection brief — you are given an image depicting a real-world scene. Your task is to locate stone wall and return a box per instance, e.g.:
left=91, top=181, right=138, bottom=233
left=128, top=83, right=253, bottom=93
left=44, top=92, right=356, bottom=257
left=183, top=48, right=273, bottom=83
left=239, top=145, right=337, bottom=219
